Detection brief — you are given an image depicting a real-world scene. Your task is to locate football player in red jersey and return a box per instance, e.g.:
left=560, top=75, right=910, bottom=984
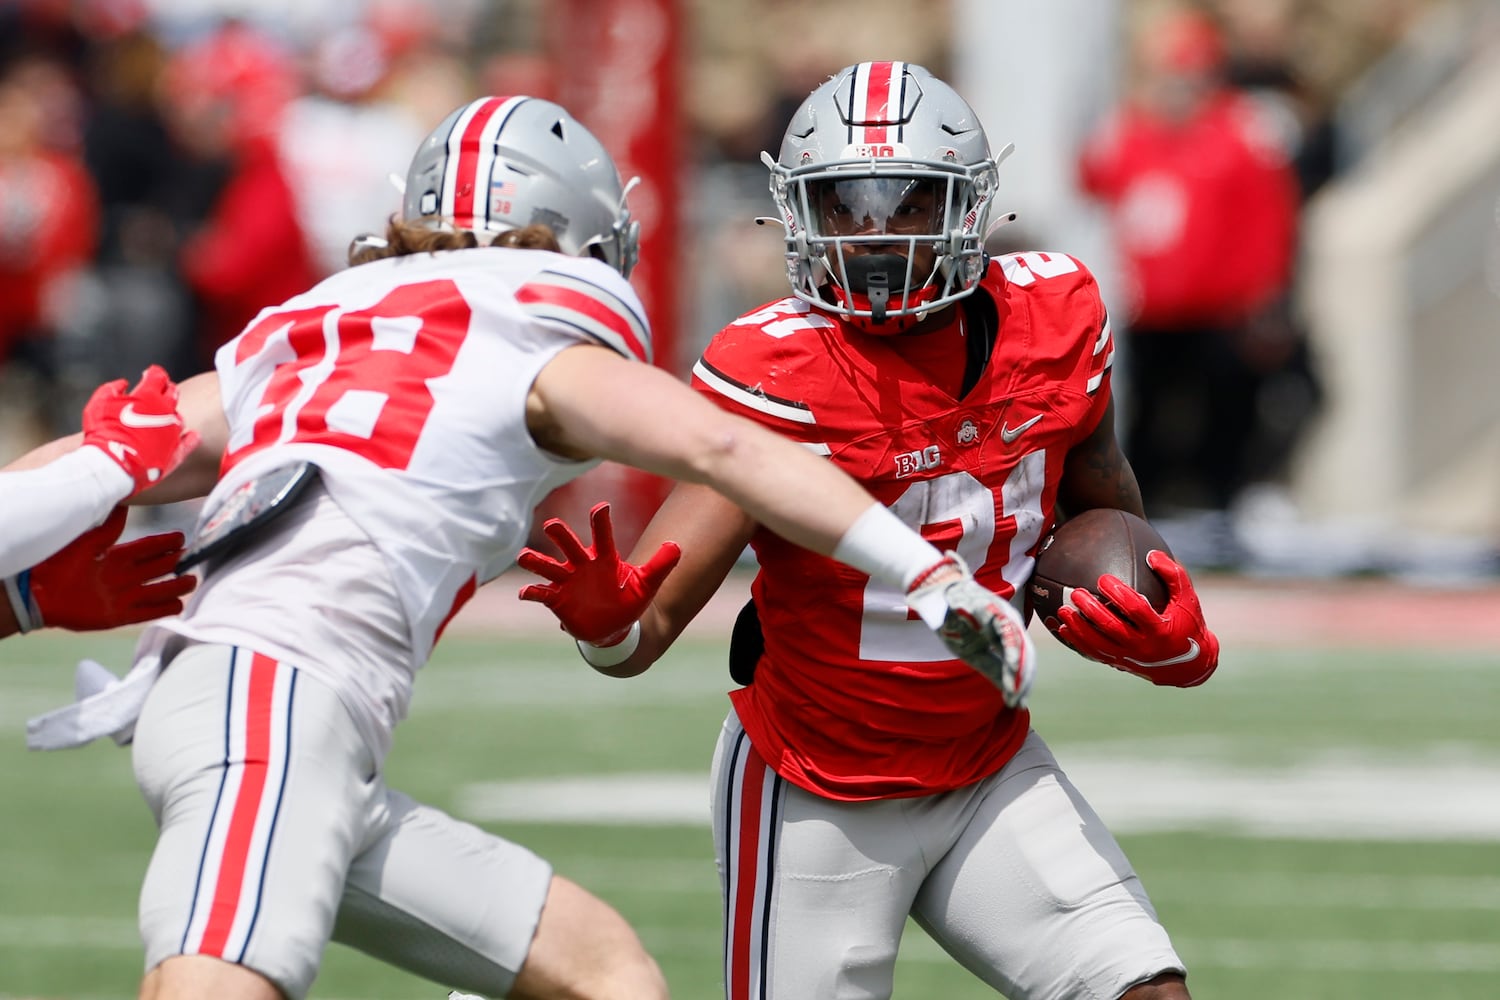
left=11, top=93, right=1031, bottom=1000
left=520, top=63, right=1220, bottom=1000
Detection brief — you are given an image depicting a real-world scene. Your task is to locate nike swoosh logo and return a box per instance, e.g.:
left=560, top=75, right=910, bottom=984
left=1124, top=639, right=1200, bottom=669
left=999, top=415, right=1042, bottom=443
left=118, top=404, right=179, bottom=429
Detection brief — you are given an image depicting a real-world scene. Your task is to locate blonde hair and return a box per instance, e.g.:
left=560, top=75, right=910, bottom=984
left=348, top=218, right=563, bottom=267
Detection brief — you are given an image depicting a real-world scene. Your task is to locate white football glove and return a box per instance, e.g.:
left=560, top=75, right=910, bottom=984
left=907, top=552, right=1036, bottom=708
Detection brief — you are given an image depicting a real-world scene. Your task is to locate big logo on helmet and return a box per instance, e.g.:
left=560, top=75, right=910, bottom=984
left=840, top=142, right=913, bottom=159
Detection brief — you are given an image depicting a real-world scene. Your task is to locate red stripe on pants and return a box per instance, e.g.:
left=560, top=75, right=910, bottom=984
left=729, top=744, right=769, bottom=1000
left=198, top=652, right=277, bottom=956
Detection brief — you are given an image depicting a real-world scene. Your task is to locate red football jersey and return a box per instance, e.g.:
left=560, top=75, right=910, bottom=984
left=692, top=252, right=1113, bottom=800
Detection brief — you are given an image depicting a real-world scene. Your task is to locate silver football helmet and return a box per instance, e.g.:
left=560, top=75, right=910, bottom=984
left=403, top=96, right=640, bottom=278
left=766, top=62, right=1009, bottom=332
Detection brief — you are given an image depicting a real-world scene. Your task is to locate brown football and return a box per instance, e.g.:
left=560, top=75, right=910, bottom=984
left=1026, top=509, right=1171, bottom=626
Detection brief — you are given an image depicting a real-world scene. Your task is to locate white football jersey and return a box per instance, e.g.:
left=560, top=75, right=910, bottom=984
left=158, top=246, right=651, bottom=753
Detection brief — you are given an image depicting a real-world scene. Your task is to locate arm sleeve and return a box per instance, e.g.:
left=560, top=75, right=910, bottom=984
left=0, top=446, right=133, bottom=577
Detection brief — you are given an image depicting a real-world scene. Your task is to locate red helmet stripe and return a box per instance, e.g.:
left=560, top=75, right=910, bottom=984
left=443, top=96, right=525, bottom=231
left=849, top=61, right=907, bottom=147
left=864, top=61, right=893, bottom=142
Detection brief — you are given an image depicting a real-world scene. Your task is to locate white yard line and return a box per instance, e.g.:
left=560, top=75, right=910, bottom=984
left=1062, top=753, right=1500, bottom=841
left=455, top=751, right=1500, bottom=841
left=456, top=772, right=709, bottom=826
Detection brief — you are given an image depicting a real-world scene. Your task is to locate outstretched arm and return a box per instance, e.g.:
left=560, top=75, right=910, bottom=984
left=0, top=368, right=223, bottom=640
left=2, top=370, right=227, bottom=507
left=0, top=448, right=139, bottom=579
left=530, top=346, right=933, bottom=572
left=523, top=346, right=1037, bottom=706
left=0, top=366, right=199, bottom=576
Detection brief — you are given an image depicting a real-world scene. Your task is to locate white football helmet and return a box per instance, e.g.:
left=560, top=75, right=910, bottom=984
left=766, top=62, right=1008, bottom=333
left=403, top=96, right=640, bottom=278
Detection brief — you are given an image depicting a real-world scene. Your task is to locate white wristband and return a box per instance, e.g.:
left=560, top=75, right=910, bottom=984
left=575, top=621, right=642, bottom=667
left=831, top=502, right=944, bottom=591
left=77, top=443, right=136, bottom=500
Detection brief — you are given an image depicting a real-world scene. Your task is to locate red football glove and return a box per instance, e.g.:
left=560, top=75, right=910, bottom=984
left=516, top=502, right=681, bottom=645
left=28, top=507, right=198, bottom=631
left=81, top=365, right=199, bottom=496
left=1053, top=549, right=1219, bottom=687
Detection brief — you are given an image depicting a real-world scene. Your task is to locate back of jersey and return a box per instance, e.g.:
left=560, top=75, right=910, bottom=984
left=209, top=245, right=651, bottom=666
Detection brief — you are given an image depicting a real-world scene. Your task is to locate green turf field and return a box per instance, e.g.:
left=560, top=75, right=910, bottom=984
left=2, top=623, right=1497, bottom=998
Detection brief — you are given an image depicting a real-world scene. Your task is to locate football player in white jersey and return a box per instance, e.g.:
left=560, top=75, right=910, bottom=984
left=17, top=95, right=1033, bottom=1000
left=1, top=366, right=197, bottom=637
left=519, top=64, right=1219, bottom=1000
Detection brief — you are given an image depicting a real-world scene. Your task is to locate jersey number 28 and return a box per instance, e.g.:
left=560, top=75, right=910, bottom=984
left=223, top=281, right=471, bottom=473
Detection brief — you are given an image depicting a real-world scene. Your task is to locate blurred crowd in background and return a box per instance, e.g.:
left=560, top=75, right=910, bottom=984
left=1, top=0, right=1495, bottom=573
left=0, top=0, right=494, bottom=454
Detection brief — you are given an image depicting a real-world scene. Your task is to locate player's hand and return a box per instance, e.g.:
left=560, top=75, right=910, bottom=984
left=82, top=365, right=200, bottom=496
left=907, top=552, right=1035, bottom=708
left=28, top=507, right=198, bottom=631
left=1053, top=549, right=1219, bottom=686
left=516, top=502, right=681, bottom=645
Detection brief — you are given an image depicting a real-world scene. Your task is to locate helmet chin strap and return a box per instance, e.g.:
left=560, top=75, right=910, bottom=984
left=845, top=254, right=910, bottom=324
left=866, top=273, right=891, bottom=323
